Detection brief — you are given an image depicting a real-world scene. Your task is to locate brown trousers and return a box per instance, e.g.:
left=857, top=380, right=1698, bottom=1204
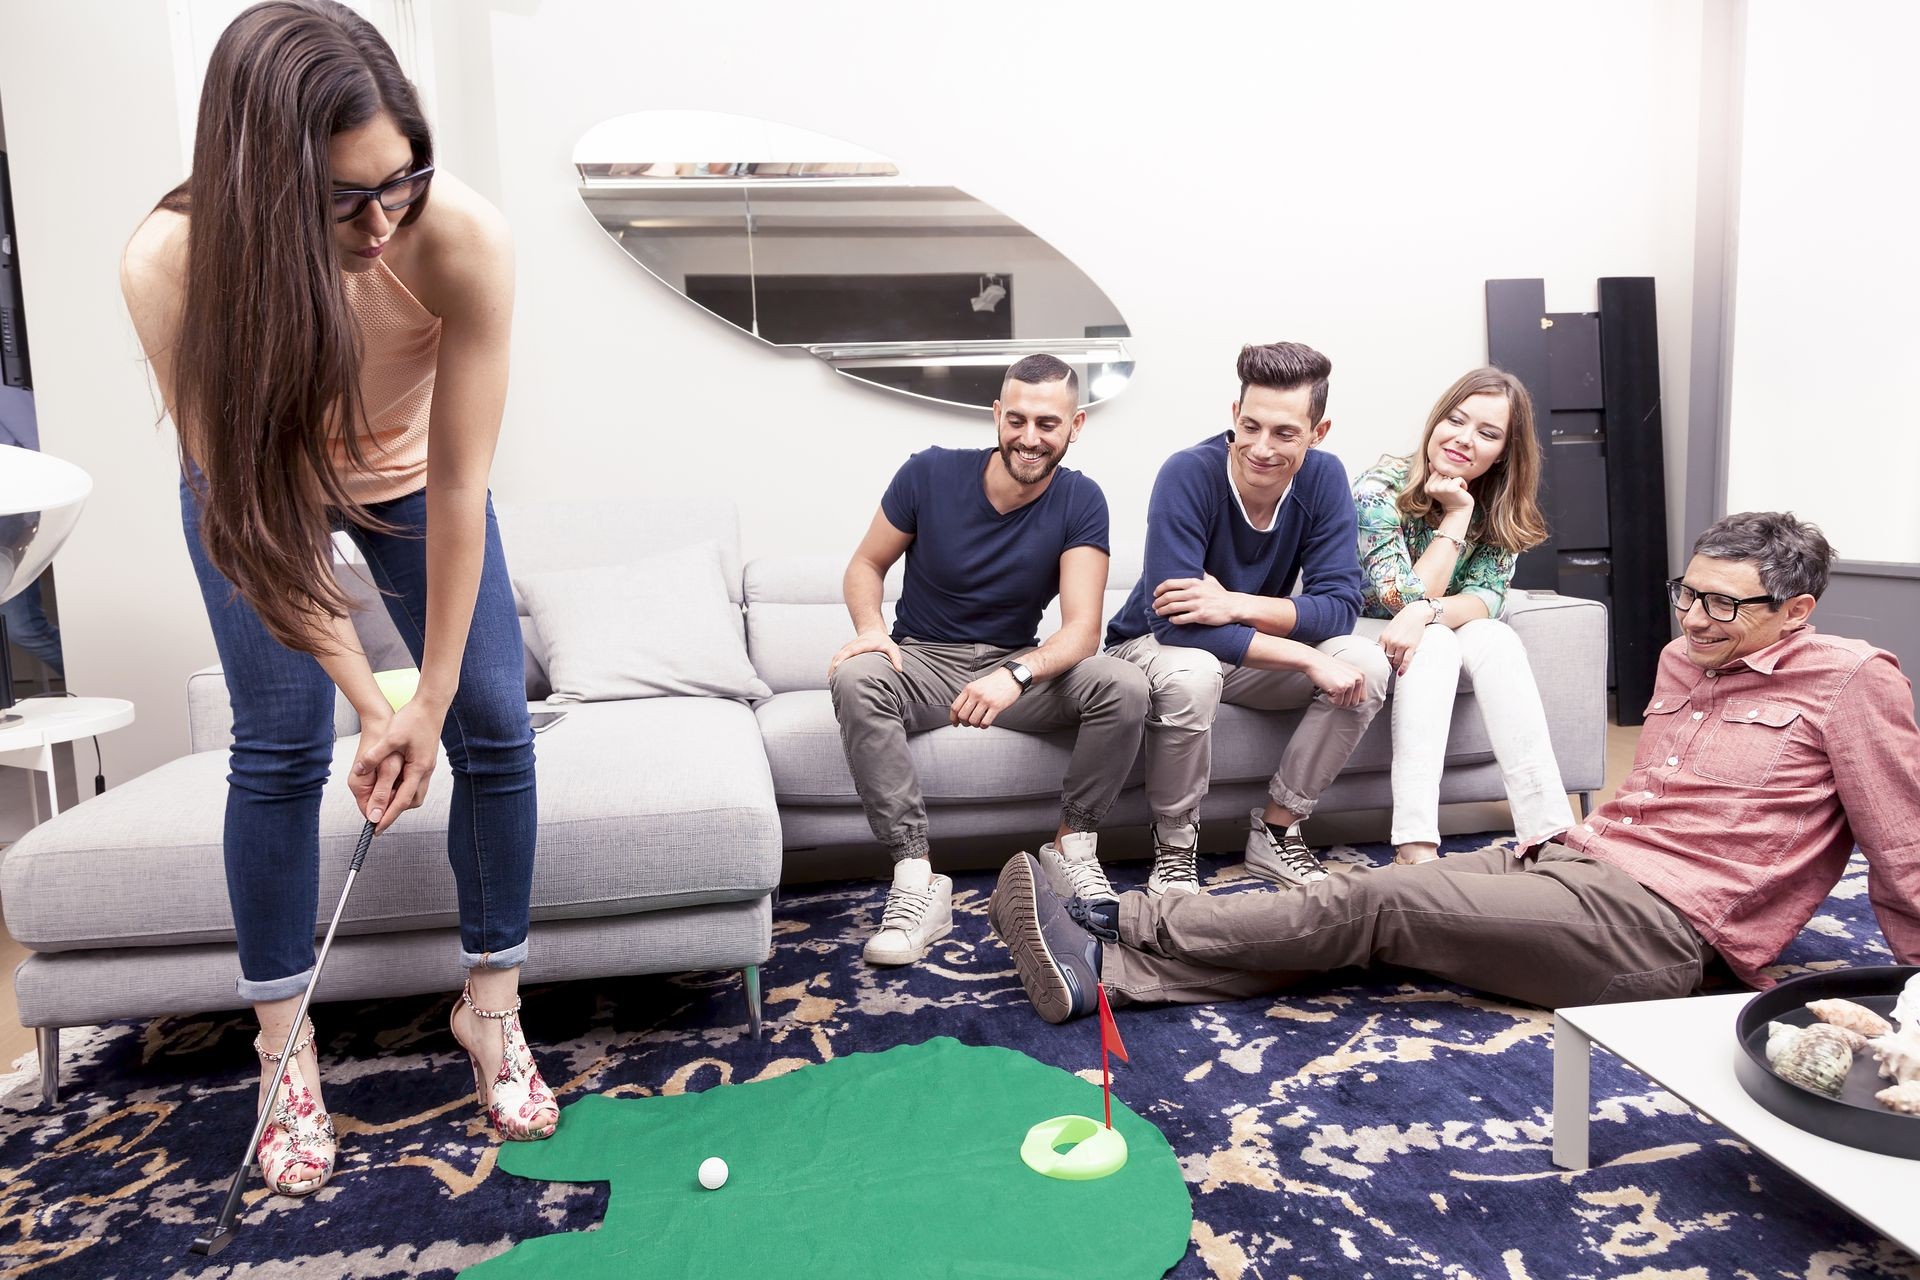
left=1104, top=844, right=1713, bottom=1010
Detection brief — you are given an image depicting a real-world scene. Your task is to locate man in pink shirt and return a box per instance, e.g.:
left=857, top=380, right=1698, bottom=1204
left=991, top=511, right=1920, bottom=1022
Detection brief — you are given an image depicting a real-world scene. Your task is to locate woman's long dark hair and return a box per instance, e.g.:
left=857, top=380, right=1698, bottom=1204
left=160, top=0, right=432, bottom=652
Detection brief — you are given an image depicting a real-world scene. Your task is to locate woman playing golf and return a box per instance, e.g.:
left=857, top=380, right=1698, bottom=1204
left=121, top=0, right=557, bottom=1196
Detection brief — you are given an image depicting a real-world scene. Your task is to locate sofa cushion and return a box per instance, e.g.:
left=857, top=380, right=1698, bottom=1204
left=515, top=542, right=771, bottom=704
left=1, top=698, right=780, bottom=952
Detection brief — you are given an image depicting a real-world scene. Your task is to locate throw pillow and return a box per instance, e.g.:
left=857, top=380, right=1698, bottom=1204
left=512, top=543, right=771, bottom=703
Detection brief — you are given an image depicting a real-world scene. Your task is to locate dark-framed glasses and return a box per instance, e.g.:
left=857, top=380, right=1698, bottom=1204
left=1666, top=578, right=1775, bottom=622
left=331, top=164, right=434, bottom=223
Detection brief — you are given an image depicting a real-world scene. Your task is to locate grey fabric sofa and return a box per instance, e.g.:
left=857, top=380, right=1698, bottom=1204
left=749, top=557, right=1608, bottom=877
left=3, top=496, right=1608, bottom=1105
left=3, top=499, right=783, bottom=1104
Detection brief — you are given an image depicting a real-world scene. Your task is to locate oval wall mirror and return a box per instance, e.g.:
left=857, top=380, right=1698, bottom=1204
left=574, top=110, right=1135, bottom=412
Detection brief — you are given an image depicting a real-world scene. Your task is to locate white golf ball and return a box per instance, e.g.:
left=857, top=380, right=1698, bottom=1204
left=698, top=1156, right=728, bottom=1190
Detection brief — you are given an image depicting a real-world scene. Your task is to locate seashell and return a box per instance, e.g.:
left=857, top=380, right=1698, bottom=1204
left=1806, top=998, right=1893, bottom=1039
left=1765, top=1021, right=1805, bottom=1065
left=1773, top=1022, right=1855, bottom=1096
left=1865, top=1025, right=1920, bottom=1086
left=1768, top=1019, right=1865, bottom=1061
left=1875, top=1081, right=1920, bottom=1114
left=1894, top=973, right=1920, bottom=1034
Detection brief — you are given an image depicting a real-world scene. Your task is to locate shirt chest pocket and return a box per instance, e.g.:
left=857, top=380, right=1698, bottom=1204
left=1632, top=695, right=1689, bottom=771
left=1694, top=701, right=1802, bottom=786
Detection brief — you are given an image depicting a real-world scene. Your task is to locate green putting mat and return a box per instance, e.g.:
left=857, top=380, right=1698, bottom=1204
left=465, top=1037, right=1193, bottom=1278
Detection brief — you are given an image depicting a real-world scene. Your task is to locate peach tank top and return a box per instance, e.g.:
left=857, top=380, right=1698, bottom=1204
left=330, top=259, right=442, bottom=504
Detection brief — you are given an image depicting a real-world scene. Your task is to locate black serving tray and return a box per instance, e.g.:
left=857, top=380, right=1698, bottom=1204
left=1734, top=964, right=1920, bottom=1160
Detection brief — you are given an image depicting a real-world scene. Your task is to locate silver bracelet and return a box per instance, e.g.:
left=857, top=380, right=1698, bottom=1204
left=1433, top=531, right=1468, bottom=556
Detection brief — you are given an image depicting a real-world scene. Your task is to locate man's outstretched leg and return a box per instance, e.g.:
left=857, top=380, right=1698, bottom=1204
left=991, top=846, right=1712, bottom=1018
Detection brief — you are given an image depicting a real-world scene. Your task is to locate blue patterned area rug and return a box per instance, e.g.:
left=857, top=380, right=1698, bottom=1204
left=2, top=832, right=1915, bottom=1279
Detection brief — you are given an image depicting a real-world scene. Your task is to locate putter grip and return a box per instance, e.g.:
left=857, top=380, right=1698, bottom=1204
left=349, top=820, right=376, bottom=872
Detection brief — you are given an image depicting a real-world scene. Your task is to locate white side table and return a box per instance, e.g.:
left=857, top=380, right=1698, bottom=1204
left=0, top=696, right=136, bottom=823
left=1553, top=993, right=1918, bottom=1256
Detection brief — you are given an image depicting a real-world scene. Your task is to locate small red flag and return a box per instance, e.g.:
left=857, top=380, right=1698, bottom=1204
left=1096, top=985, right=1128, bottom=1064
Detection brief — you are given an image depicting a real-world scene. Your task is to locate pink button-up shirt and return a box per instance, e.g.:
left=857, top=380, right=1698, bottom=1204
left=1557, top=625, right=1920, bottom=988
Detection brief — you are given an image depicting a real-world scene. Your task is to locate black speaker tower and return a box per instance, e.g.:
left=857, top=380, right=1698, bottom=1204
left=1487, top=277, right=1670, bottom=726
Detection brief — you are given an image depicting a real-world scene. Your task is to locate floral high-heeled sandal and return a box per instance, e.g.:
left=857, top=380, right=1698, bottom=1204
left=453, top=983, right=560, bottom=1141
left=254, top=1018, right=336, bottom=1196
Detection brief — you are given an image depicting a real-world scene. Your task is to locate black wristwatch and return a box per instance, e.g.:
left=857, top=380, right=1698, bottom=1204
left=1003, top=660, right=1033, bottom=695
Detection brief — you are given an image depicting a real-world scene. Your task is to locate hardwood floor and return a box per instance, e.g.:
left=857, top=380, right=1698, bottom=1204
left=0, top=721, right=1650, bottom=1079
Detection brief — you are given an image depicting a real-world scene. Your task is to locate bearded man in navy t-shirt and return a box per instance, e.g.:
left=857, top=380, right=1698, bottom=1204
left=828, top=355, right=1149, bottom=968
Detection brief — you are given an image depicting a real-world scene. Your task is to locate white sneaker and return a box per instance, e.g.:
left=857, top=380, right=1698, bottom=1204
left=1147, top=820, right=1200, bottom=898
left=863, top=874, right=955, bottom=966
left=1245, top=810, right=1330, bottom=886
left=1036, top=832, right=1117, bottom=904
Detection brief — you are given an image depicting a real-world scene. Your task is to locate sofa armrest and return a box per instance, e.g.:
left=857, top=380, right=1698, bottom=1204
left=186, top=664, right=362, bottom=756
left=1502, top=590, right=1610, bottom=794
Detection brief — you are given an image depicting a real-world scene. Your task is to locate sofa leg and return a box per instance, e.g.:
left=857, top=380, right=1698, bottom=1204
left=37, top=1027, right=60, bottom=1107
left=1577, top=791, right=1593, bottom=818
left=744, top=965, right=763, bottom=1040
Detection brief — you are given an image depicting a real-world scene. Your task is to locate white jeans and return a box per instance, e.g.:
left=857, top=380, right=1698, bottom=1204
left=1355, top=616, right=1573, bottom=848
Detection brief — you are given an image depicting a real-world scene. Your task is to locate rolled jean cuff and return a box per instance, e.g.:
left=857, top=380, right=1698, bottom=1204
left=1267, top=779, right=1316, bottom=819
left=237, top=967, right=315, bottom=1004
left=461, top=938, right=529, bottom=970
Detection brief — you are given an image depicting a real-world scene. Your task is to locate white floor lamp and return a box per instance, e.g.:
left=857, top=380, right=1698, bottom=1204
left=0, top=444, right=92, bottom=725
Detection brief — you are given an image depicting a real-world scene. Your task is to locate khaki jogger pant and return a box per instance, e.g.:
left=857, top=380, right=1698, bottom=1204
left=1102, top=844, right=1713, bottom=1010
left=1108, top=629, right=1390, bottom=825
left=830, top=640, right=1149, bottom=861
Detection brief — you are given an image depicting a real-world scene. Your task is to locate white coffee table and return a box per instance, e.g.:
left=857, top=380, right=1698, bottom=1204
left=0, top=695, right=135, bottom=823
left=1554, top=993, right=1917, bottom=1254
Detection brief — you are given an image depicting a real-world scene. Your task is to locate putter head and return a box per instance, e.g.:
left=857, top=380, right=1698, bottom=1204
left=189, top=1229, right=234, bottom=1257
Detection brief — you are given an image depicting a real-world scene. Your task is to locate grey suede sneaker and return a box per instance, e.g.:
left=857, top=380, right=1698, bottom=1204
left=988, top=852, right=1103, bottom=1024
left=1245, top=809, right=1330, bottom=886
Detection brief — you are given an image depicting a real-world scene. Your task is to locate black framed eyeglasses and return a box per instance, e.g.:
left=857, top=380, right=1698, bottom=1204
left=1666, top=578, right=1775, bottom=622
left=331, top=165, right=434, bottom=223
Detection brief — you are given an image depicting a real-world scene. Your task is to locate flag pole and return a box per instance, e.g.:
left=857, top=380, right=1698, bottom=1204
left=1102, top=1041, right=1112, bottom=1129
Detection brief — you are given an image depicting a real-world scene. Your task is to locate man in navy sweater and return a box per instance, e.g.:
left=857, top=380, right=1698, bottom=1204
left=828, top=355, right=1150, bottom=968
left=1105, top=342, right=1387, bottom=896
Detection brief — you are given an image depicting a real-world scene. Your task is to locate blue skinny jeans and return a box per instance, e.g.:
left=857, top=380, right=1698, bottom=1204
left=182, top=480, right=537, bottom=1002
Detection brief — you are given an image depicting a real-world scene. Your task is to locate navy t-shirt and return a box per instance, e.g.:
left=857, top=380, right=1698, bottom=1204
left=880, top=447, right=1110, bottom=649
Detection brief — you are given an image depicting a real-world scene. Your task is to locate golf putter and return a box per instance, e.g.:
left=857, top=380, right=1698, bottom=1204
left=192, top=819, right=378, bottom=1258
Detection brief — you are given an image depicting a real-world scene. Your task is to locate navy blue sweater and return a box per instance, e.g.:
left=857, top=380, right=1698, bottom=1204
left=1105, top=434, right=1364, bottom=664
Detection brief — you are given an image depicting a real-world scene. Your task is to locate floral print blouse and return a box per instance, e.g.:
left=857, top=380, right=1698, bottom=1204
left=1354, top=456, right=1516, bottom=621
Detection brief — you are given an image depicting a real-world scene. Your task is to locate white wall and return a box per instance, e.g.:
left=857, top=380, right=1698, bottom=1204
left=4, top=0, right=1709, bottom=781
left=1723, top=2, right=1920, bottom=564
left=0, top=0, right=198, bottom=783
left=455, top=0, right=1705, bottom=573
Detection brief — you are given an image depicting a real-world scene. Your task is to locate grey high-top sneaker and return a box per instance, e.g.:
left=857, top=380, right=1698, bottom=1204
left=1147, top=819, right=1200, bottom=898
left=1036, top=831, right=1117, bottom=904
left=988, top=852, right=1104, bottom=1025
left=863, top=873, right=955, bottom=966
left=1244, top=809, right=1330, bottom=886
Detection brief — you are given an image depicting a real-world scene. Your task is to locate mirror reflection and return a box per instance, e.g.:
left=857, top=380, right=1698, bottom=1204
left=575, top=112, right=1134, bottom=411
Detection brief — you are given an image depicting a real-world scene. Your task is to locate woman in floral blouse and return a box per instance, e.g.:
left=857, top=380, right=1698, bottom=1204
left=1353, top=368, right=1572, bottom=864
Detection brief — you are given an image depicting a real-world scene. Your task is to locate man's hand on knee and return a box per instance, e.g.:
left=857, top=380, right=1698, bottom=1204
left=829, top=630, right=905, bottom=676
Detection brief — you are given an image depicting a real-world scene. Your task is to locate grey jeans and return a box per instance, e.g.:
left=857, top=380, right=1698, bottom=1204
left=1109, top=629, right=1390, bottom=824
left=1103, top=844, right=1713, bottom=1010
left=829, top=640, right=1149, bottom=861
